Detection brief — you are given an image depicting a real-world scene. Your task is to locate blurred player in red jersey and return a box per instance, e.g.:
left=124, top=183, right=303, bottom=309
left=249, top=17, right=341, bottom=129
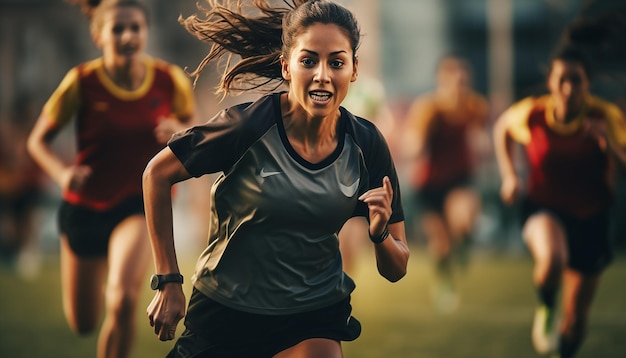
left=494, top=45, right=626, bottom=358
left=26, top=1, right=195, bottom=357
left=403, top=54, right=489, bottom=312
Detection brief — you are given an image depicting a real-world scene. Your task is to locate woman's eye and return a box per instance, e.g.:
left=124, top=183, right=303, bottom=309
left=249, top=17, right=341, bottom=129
left=112, top=25, right=124, bottom=34
left=301, top=58, right=315, bottom=67
left=330, top=60, right=344, bottom=69
left=131, top=24, right=141, bottom=32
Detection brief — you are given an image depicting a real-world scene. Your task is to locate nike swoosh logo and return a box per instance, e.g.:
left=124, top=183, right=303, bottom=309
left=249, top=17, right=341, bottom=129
left=260, top=168, right=282, bottom=178
left=339, top=178, right=360, bottom=197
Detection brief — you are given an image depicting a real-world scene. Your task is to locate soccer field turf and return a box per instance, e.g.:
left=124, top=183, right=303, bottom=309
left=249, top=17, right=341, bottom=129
left=1, top=248, right=625, bottom=358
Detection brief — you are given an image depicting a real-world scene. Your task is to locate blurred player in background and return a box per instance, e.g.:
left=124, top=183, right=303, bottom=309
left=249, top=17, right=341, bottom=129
left=403, top=54, right=489, bottom=312
left=26, top=1, right=195, bottom=357
left=494, top=45, right=626, bottom=358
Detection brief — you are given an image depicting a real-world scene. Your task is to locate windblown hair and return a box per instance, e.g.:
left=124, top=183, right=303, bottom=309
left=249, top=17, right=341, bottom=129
left=179, top=0, right=361, bottom=95
left=67, top=0, right=149, bottom=33
left=559, top=7, right=626, bottom=81
left=549, top=44, right=592, bottom=79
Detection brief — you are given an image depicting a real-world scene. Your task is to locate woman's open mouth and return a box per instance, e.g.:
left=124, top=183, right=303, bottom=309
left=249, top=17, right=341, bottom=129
left=309, top=91, right=332, bottom=104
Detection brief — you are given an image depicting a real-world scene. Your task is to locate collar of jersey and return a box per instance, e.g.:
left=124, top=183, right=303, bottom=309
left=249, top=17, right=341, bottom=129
left=273, top=92, right=346, bottom=171
left=544, top=95, right=591, bottom=135
left=93, top=55, right=154, bottom=101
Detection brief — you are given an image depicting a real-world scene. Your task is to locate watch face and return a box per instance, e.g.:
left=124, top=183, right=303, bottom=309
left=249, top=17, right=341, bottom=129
left=150, top=275, right=160, bottom=290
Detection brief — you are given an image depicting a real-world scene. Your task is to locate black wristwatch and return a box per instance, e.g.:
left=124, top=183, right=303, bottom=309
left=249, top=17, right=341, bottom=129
left=369, top=225, right=390, bottom=244
left=150, top=273, right=184, bottom=290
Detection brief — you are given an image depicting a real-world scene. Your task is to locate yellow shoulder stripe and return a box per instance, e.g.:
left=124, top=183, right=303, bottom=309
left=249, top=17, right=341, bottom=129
left=42, top=67, right=81, bottom=128
left=500, top=96, right=537, bottom=144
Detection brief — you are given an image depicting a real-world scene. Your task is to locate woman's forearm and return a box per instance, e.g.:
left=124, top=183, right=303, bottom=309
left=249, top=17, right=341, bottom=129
left=143, top=148, right=190, bottom=274
left=493, top=119, right=517, bottom=180
left=27, top=115, right=67, bottom=187
left=374, top=221, right=409, bottom=282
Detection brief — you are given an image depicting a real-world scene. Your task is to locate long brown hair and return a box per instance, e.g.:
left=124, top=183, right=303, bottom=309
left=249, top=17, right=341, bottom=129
left=179, top=0, right=361, bottom=95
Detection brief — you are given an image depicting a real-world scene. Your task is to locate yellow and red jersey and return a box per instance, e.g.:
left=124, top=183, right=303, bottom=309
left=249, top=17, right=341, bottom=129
left=42, top=56, right=195, bottom=210
left=502, top=95, right=626, bottom=218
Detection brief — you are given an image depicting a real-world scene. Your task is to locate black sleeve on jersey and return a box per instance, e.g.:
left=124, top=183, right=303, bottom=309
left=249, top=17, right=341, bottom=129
left=167, top=94, right=278, bottom=177
left=343, top=108, right=405, bottom=224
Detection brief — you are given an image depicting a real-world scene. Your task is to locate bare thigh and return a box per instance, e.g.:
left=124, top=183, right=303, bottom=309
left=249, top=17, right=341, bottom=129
left=443, top=187, right=480, bottom=239
left=60, top=236, right=108, bottom=333
left=421, top=211, right=451, bottom=257
left=522, top=212, right=568, bottom=265
left=105, top=214, right=151, bottom=304
left=522, top=212, right=568, bottom=285
left=273, top=338, right=342, bottom=358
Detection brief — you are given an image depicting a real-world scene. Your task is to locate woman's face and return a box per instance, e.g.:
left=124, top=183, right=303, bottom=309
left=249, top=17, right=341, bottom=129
left=547, top=59, right=589, bottom=116
left=281, top=23, right=358, bottom=120
left=94, top=6, right=148, bottom=66
left=437, top=57, right=471, bottom=91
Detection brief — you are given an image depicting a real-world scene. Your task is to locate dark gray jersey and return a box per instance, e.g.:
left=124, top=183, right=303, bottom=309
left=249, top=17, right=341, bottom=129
left=169, top=93, right=403, bottom=315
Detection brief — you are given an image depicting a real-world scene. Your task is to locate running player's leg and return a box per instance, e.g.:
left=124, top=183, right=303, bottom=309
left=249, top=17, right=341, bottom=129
left=59, top=235, right=108, bottom=334
left=422, top=210, right=459, bottom=312
left=422, top=211, right=452, bottom=273
left=524, top=212, right=568, bottom=307
left=98, top=214, right=151, bottom=358
left=523, top=212, right=568, bottom=354
left=558, top=269, right=600, bottom=358
left=444, top=186, right=480, bottom=265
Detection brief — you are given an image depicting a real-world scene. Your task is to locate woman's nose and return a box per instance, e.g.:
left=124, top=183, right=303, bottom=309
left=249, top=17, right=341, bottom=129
left=313, top=64, right=330, bottom=83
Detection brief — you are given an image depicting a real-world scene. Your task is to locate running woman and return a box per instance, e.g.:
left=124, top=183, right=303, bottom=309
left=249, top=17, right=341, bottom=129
left=143, top=1, right=409, bottom=357
left=494, top=45, right=626, bottom=358
left=26, top=1, right=195, bottom=357
left=403, top=54, right=489, bottom=312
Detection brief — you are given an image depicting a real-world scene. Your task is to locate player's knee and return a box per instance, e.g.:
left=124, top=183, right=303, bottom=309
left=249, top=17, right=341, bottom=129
left=106, top=286, right=139, bottom=321
left=547, top=251, right=567, bottom=271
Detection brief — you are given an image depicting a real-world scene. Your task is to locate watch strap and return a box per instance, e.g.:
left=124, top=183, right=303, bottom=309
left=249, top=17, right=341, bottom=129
left=369, top=225, right=390, bottom=244
left=151, top=273, right=184, bottom=290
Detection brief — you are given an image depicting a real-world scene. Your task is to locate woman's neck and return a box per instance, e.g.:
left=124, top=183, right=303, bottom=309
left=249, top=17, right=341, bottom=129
left=553, top=101, right=584, bottom=123
left=281, top=93, right=338, bottom=142
left=280, top=93, right=339, bottom=163
left=103, top=56, right=146, bottom=90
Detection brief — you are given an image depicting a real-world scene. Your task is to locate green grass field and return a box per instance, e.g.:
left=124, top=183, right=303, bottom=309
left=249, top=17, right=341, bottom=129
left=1, top=247, right=625, bottom=358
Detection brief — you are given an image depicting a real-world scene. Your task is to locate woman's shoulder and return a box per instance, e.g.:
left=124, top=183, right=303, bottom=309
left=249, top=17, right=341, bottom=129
left=341, top=107, right=388, bottom=150
left=48, top=58, right=101, bottom=87
left=51, top=58, right=104, bottom=94
left=342, top=107, right=378, bottom=132
left=587, top=95, right=624, bottom=119
left=224, top=93, right=277, bottom=119
left=503, top=95, right=548, bottom=117
left=512, top=95, right=546, bottom=108
left=201, top=93, right=278, bottom=132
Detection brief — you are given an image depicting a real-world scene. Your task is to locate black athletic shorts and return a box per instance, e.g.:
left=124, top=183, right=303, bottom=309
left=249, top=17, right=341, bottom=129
left=167, top=288, right=361, bottom=358
left=522, top=198, right=613, bottom=275
left=58, top=196, right=144, bottom=257
left=415, top=176, right=471, bottom=213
